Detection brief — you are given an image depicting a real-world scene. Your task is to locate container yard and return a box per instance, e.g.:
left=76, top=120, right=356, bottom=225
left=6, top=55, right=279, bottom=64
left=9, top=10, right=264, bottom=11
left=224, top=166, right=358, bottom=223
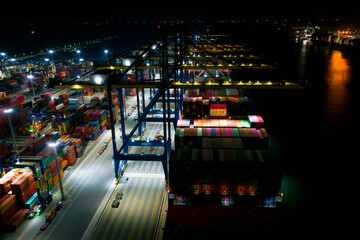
left=0, top=24, right=307, bottom=239
left=0, top=58, right=128, bottom=233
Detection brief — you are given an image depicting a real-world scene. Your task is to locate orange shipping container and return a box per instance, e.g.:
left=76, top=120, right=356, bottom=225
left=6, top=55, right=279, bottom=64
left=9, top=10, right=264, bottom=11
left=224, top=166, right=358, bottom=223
left=53, top=175, right=59, bottom=187
left=0, top=195, right=18, bottom=224
left=0, top=195, right=16, bottom=215
left=61, top=160, right=68, bottom=169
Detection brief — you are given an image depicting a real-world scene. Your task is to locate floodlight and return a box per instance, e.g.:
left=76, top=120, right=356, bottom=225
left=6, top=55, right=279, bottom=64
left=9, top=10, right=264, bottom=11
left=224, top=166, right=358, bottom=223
left=90, top=73, right=108, bottom=85
left=124, top=59, right=131, bottom=67
left=48, top=142, right=58, bottom=148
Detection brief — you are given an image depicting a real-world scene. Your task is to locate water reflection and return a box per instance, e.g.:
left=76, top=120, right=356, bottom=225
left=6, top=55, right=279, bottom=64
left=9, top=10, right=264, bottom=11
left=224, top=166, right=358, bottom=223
left=324, top=50, right=352, bottom=125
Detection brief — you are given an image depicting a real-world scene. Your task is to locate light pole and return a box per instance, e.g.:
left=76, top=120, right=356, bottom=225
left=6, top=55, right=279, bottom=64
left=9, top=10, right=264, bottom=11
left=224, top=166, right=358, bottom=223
left=104, top=50, right=108, bottom=62
left=1, top=52, right=6, bottom=76
left=49, top=50, right=54, bottom=64
left=48, top=142, right=66, bottom=200
left=27, top=74, right=36, bottom=101
left=76, top=50, right=81, bottom=63
left=4, top=108, right=18, bottom=153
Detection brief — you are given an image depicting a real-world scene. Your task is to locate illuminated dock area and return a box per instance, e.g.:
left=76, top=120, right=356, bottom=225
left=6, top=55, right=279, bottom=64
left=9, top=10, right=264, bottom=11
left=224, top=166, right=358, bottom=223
left=88, top=160, right=166, bottom=240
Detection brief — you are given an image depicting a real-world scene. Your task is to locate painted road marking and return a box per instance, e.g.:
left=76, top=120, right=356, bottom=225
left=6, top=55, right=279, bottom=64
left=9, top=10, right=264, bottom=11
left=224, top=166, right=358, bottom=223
left=107, top=177, right=146, bottom=240
left=122, top=177, right=155, bottom=240
left=128, top=178, right=157, bottom=239
left=112, top=161, right=157, bottom=240
left=92, top=161, right=146, bottom=239
left=137, top=177, right=164, bottom=239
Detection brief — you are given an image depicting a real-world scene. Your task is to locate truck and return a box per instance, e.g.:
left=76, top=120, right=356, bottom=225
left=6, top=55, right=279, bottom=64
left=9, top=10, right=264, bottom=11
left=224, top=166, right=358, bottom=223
left=40, top=202, right=63, bottom=231
left=97, top=137, right=112, bottom=156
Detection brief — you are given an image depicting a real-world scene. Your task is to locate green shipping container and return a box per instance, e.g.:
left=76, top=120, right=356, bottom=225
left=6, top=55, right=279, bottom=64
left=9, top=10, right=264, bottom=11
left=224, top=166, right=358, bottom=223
left=44, top=156, right=55, bottom=166
left=48, top=181, right=54, bottom=191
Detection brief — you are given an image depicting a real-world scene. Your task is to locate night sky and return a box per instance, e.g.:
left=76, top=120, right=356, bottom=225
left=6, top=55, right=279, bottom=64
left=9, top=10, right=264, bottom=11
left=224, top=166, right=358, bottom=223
left=2, top=2, right=358, bottom=21
left=1, top=1, right=359, bottom=57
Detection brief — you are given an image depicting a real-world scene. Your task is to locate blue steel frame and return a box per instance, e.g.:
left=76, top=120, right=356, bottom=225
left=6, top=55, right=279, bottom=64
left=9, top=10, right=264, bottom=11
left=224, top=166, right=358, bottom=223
left=104, top=26, right=189, bottom=183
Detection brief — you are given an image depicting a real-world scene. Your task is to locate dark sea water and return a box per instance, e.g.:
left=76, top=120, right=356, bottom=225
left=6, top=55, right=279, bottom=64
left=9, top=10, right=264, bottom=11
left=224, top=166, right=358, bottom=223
left=249, top=41, right=359, bottom=235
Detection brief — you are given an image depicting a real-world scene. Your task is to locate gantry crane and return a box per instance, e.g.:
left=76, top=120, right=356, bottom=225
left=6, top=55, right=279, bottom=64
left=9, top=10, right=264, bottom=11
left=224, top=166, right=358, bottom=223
left=50, top=24, right=304, bottom=184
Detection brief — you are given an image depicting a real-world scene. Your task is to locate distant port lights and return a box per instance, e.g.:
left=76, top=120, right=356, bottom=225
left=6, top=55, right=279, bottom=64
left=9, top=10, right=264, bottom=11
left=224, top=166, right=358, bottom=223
left=172, top=80, right=276, bottom=86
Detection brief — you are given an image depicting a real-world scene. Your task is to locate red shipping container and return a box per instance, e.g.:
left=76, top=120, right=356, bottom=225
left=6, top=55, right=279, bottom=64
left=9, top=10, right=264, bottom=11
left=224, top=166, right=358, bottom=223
left=10, top=172, right=32, bottom=192
left=6, top=209, right=28, bottom=231
left=47, top=159, right=56, bottom=171
left=67, top=146, right=76, bottom=166
left=49, top=165, right=58, bottom=177
left=16, top=184, right=36, bottom=205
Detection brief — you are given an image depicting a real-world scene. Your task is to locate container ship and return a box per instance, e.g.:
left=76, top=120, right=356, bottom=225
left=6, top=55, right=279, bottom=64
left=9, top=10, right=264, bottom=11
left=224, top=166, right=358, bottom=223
left=166, top=41, right=283, bottom=233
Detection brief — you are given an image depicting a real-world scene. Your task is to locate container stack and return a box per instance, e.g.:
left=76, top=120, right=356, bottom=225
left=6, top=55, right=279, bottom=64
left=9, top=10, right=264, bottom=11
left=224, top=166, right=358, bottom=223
left=5, top=78, right=20, bottom=91
left=64, top=105, right=74, bottom=116
left=0, top=92, right=6, bottom=102
left=125, top=88, right=137, bottom=96
left=62, top=119, right=71, bottom=134
left=10, top=171, right=36, bottom=207
left=0, top=140, right=14, bottom=159
left=45, top=131, right=60, bottom=141
left=48, top=116, right=62, bottom=134
left=248, top=115, right=264, bottom=129
left=84, top=88, right=94, bottom=97
left=101, top=89, right=119, bottom=119
left=32, top=136, right=46, bottom=155
left=0, top=171, right=20, bottom=197
left=175, top=126, right=268, bottom=149
left=171, top=105, right=273, bottom=204
left=83, top=109, right=106, bottom=140
left=0, top=93, right=30, bottom=138
left=24, top=192, right=39, bottom=209
left=0, top=109, right=8, bottom=139
left=20, top=100, right=32, bottom=110
left=75, top=123, right=91, bottom=140
left=0, top=169, right=41, bottom=229
left=183, top=97, right=202, bottom=119
left=66, top=145, right=76, bottom=166
left=0, top=195, right=18, bottom=227
left=98, top=110, right=107, bottom=130
left=182, top=96, right=249, bottom=119
left=55, top=103, right=65, bottom=113
left=177, top=118, right=251, bottom=129
left=89, top=121, right=101, bottom=141
left=58, top=92, right=69, bottom=106
left=71, top=138, right=84, bottom=158
left=43, top=156, right=64, bottom=191
left=16, top=139, right=34, bottom=156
